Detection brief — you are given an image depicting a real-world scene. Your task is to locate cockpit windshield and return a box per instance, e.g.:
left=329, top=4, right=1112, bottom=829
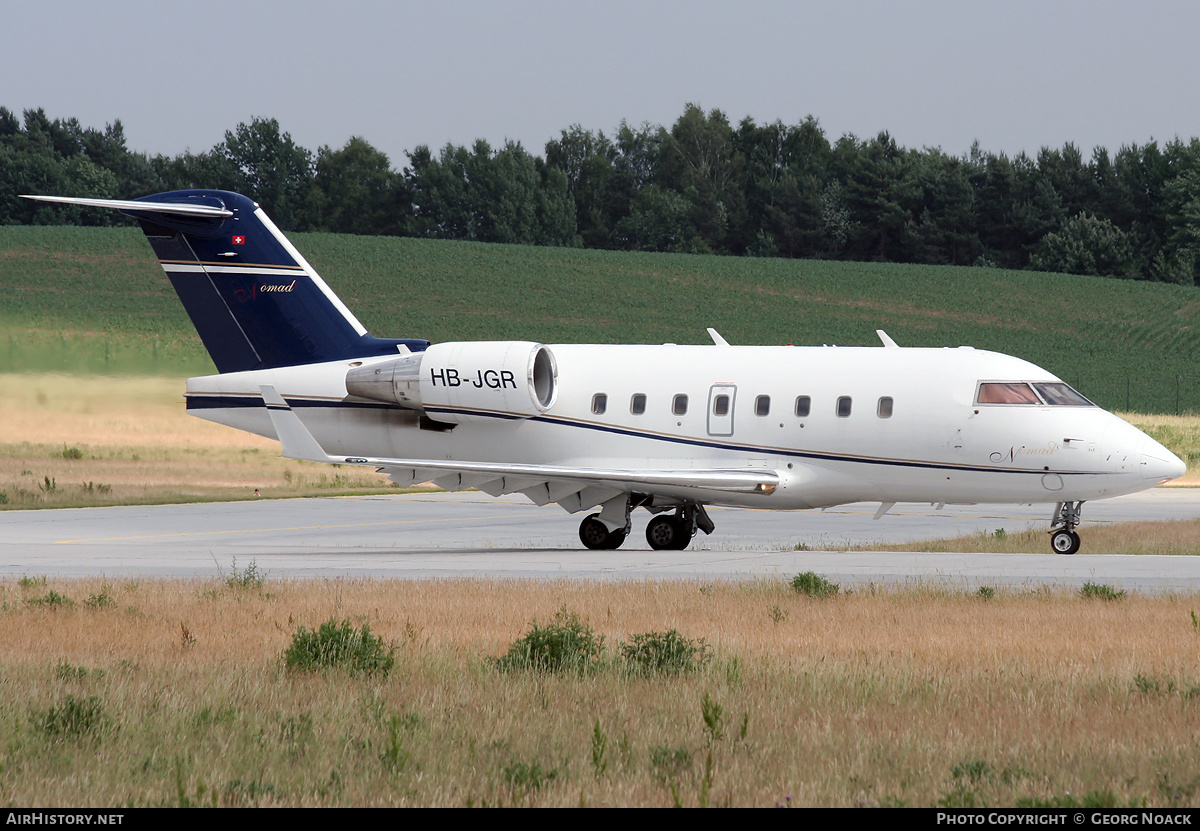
left=975, top=381, right=1094, bottom=407
left=976, top=382, right=1040, bottom=404
left=1031, top=383, right=1093, bottom=406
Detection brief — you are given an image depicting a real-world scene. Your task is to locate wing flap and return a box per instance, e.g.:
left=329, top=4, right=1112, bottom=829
left=519, top=482, right=554, bottom=506
left=476, top=475, right=543, bottom=497
left=558, top=485, right=624, bottom=514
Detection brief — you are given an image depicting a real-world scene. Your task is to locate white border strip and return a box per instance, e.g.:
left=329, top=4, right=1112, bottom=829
left=161, top=264, right=307, bottom=277
left=254, top=208, right=369, bottom=336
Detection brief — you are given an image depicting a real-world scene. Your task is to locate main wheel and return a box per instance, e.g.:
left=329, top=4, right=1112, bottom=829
left=646, top=516, right=677, bottom=550
left=1050, top=529, right=1080, bottom=555
left=646, top=516, right=691, bottom=550
left=579, top=515, right=627, bottom=550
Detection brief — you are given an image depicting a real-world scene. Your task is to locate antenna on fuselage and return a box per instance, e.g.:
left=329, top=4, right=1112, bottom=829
left=707, top=328, right=731, bottom=346
left=876, top=330, right=900, bottom=348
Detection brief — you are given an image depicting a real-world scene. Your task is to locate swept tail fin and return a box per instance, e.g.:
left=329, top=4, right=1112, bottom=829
left=21, top=190, right=428, bottom=372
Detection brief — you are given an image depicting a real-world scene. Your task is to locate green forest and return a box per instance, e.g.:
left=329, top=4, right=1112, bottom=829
left=4, top=104, right=1200, bottom=285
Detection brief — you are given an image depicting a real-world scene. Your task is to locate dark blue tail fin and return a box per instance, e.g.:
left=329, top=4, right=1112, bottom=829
left=22, top=190, right=427, bottom=372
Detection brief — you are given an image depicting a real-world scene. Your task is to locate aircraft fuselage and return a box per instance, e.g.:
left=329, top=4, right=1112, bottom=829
left=184, top=342, right=1180, bottom=511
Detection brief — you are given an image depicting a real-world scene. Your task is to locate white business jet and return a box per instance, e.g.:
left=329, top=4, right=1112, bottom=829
left=22, top=191, right=1186, bottom=554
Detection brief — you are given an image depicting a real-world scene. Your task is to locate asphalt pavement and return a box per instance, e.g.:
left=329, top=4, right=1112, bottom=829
left=2, top=488, right=1199, bottom=590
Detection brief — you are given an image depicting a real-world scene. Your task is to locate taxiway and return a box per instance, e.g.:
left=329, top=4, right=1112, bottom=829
left=1, top=489, right=1198, bottom=590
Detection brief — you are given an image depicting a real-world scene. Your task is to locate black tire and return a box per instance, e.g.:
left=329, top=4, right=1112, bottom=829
left=646, top=515, right=691, bottom=550
left=1050, top=529, right=1080, bottom=555
left=579, top=515, right=626, bottom=550
left=646, top=516, right=676, bottom=550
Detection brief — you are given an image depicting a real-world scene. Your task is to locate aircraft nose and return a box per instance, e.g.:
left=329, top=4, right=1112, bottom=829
left=1141, top=435, right=1187, bottom=482
left=1100, top=417, right=1186, bottom=482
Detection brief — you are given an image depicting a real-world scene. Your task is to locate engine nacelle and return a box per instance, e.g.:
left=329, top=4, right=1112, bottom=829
left=345, top=341, right=558, bottom=423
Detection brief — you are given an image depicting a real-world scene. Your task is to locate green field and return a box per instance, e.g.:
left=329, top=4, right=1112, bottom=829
left=4, top=225, right=1200, bottom=411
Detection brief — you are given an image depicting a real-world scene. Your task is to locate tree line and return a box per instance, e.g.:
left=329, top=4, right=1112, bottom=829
left=4, top=104, right=1200, bottom=285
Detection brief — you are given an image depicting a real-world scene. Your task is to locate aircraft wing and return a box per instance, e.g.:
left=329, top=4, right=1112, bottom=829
left=259, top=386, right=778, bottom=513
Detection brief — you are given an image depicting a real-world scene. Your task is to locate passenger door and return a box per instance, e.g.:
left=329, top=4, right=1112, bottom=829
left=707, top=384, right=736, bottom=436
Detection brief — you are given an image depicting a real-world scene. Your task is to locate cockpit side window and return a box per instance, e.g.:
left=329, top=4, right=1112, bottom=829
left=976, top=382, right=1040, bottom=405
left=1032, top=383, right=1094, bottom=406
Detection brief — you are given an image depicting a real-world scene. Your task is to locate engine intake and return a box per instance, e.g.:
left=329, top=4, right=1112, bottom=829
left=345, top=341, right=558, bottom=423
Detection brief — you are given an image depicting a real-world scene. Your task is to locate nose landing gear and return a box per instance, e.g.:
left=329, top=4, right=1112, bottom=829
left=1049, top=501, right=1084, bottom=555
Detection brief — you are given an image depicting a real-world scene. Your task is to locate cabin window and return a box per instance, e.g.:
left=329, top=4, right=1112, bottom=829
left=672, top=394, right=689, bottom=416
left=591, top=393, right=607, bottom=415
left=794, top=396, right=811, bottom=418
left=836, top=396, right=852, bottom=417
left=631, top=393, right=647, bottom=415
left=1032, top=383, right=1094, bottom=406
left=713, top=394, right=730, bottom=416
left=877, top=396, right=894, bottom=418
left=755, top=395, right=771, bottom=416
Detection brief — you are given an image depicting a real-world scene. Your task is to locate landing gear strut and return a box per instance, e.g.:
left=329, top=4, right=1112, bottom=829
left=1049, top=501, right=1084, bottom=555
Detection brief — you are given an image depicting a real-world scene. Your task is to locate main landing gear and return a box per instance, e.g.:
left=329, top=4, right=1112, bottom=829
left=645, top=514, right=691, bottom=550
left=578, top=515, right=628, bottom=550
left=646, top=503, right=714, bottom=550
left=1049, top=500, right=1084, bottom=555
left=578, top=500, right=714, bottom=551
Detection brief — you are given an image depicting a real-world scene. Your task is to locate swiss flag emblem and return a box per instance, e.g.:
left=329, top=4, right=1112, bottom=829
left=232, top=235, right=246, bottom=245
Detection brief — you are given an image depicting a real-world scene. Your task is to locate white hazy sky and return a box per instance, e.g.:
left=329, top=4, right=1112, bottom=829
left=3, top=0, right=1199, bottom=167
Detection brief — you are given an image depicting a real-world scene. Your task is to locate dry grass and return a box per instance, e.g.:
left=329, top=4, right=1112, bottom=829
left=0, top=575, right=1197, bottom=807
left=1119, top=412, right=1200, bottom=485
left=0, top=374, right=406, bottom=507
left=866, top=517, right=1200, bottom=555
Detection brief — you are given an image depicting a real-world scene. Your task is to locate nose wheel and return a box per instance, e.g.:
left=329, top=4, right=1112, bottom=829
left=1049, top=501, right=1084, bottom=555
left=1050, top=529, right=1081, bottom=555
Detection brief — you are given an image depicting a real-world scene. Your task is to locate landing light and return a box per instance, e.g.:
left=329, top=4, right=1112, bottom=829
left=756, top=483, right=776, bottom=495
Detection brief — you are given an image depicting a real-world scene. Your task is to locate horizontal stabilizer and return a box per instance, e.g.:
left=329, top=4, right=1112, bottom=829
left=20, top=194, right=232, bottom=217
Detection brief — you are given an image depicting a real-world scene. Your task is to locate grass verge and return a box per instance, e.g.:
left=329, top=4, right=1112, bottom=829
left=0, top=575, right=1197, bottom=806
left=860, top=517, right=1200, bottom=555
left=0, top=373, right=433, bottom=508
